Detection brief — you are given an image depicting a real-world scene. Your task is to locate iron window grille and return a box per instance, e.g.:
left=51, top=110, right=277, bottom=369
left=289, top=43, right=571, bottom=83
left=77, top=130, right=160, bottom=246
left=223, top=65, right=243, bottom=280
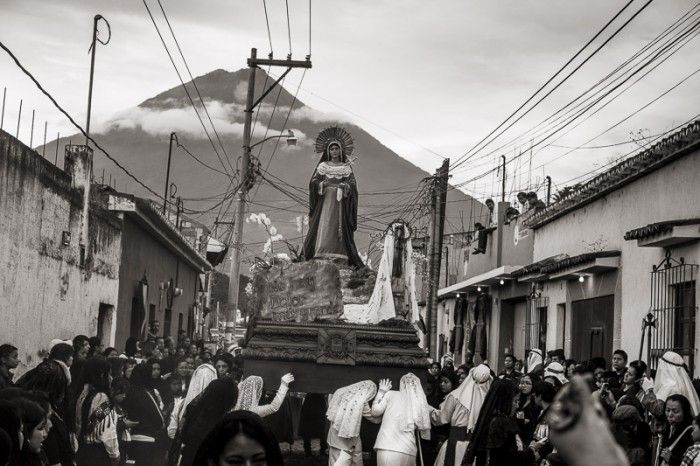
left=647, top=252, right=698, bottom=374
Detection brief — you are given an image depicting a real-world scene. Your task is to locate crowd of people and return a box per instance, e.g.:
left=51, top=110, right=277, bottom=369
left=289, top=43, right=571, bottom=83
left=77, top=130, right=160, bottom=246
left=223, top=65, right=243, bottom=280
left=2, top=331, right=700, bottom=466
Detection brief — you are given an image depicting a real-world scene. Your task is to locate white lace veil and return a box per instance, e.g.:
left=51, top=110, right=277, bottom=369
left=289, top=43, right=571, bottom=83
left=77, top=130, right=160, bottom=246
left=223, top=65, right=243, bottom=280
left=235, top=375, right=264, bottom=411
left=398, top=373, right=431, bottom=433
left=182, top=363, right=217, bottom=413
left=449, top=364, right=492, bottom=431
left=326, top=380, right=377, bottom=439
left=654, top=351, right=700, bottom=415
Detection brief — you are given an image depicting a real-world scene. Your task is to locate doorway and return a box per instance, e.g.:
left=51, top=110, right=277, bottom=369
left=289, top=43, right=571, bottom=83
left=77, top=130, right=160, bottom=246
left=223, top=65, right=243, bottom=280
left=571, top=295, right=614, bottom=362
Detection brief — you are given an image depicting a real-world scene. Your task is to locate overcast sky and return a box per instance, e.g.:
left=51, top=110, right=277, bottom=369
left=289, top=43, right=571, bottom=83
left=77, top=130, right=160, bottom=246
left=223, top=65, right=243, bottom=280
left=1, top=0, right=699, bottom=202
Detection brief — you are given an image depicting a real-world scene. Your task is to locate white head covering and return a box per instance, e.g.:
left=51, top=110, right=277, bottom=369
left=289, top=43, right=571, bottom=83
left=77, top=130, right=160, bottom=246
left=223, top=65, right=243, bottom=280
left=327, top=380, right=377, bottom=439
left=526, top=349, right=543, bottom=374
left=449, top=364, right=492, bottom=431
left=235, top=375, right=264, bottom=411
left=398, top=373, right=432, bottom=433
left=183, top=363, right=217, bottom=411
left=654, top=351, right=700, bottom=415
left=544, top=362, right=568, bottom=385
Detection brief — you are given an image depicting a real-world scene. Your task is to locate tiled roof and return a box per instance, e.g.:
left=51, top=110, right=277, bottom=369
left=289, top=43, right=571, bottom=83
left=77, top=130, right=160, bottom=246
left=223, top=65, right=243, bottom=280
left=511, top=255, right=568, bottom=278
left=624, top=219, right=700, bottom=241
left=523, top=120, right=700, bottom=229
left=540, top=251, right=620, bottom=275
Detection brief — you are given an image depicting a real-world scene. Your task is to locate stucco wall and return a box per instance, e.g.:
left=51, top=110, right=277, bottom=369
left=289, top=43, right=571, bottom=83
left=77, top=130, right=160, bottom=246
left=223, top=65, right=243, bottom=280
left=115, top=217, right=200, bottom=348
left=533, top=149, right=700, bottom=369
left=0, top=131, right=121, bottom=373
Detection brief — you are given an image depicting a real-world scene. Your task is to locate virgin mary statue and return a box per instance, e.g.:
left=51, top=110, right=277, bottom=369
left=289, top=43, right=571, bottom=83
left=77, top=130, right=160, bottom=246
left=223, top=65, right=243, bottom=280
left=303, top=126, right=364, bottom=267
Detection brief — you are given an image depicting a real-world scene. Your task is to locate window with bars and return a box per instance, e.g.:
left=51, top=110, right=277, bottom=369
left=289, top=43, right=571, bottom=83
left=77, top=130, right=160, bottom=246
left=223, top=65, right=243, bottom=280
left=525, top=296, right=549, bottom=355
left=647, top=253, right=698, bottom=374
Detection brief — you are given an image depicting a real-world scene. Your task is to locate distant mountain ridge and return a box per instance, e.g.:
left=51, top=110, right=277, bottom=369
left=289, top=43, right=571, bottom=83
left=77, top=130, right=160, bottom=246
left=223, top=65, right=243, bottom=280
left=42, top=68, right=479, bottom=267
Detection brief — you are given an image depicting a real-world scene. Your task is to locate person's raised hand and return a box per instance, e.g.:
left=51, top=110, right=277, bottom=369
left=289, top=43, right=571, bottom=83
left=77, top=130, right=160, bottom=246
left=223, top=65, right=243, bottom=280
left=548, top=375, right=629, bottom=466
left=281, top=373, right=294, bottom=385
left=378, top=379, right=392, bottom=392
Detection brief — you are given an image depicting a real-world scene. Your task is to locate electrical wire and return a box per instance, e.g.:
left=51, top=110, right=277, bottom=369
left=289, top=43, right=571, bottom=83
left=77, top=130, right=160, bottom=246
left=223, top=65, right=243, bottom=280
left=142, top=0, right=234, bottom=178
left=155, top=0, right=235, bottom=174
left=454, top=8, right=700, bottom=174
left=262, top=0, right=274, bottom=56
left=285, top=0, right=292, bottom=56
left=0, top=40, right=166, bottom=200
left=452, top=0, right=655, bottom=170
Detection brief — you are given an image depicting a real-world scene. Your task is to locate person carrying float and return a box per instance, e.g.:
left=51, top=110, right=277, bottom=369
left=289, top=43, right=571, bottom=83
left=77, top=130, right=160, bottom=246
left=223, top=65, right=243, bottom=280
left=325, top=380, right=382, bottom=465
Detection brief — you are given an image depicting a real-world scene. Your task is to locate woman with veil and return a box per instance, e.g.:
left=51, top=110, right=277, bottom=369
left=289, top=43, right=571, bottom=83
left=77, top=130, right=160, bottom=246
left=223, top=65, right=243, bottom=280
left=371, top=373, right=432, bottom=465
left=235, top=373, right=294, bottom=417
left=430, top=364, right=492, bottom=466
left=326, top=380, right=382, bottom=465
left=303, top=126, right=364, bottom=267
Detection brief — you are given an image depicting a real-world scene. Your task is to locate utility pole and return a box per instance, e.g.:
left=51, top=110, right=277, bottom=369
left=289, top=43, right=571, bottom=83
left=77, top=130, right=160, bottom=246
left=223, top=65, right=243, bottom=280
left=500, top=154, right=506, bottom=202
left=85, top=15, right=109, bottom=147
left=163, top=132, right=177, bottom=214
left=425, top=158, right=450, bottom=358
left=225, top=47, right=311, bottom=345
left=545, top=175, right=552, bottom=206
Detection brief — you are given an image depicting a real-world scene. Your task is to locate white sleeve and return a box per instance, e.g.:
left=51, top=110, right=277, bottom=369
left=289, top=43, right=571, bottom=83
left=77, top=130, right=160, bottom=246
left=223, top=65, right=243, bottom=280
left=253, top=383, right=289, bottom=418
left=370, top=390, right=389, bottom=417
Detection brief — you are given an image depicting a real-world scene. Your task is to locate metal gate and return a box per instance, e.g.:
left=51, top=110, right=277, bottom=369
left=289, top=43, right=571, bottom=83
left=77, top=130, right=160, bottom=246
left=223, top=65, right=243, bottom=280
left=648, top=252, right=698, bottom=373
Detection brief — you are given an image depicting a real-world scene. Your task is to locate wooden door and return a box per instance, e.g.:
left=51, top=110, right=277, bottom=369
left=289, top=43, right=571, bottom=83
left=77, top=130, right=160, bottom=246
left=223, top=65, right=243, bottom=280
left=571, top=295, right=614, bottom=362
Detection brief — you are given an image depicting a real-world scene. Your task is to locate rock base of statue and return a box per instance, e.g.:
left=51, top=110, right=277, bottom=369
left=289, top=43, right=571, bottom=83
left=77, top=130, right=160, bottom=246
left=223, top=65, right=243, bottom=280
left=242, top=259, right=428, bottom=393
left=338, top=264, right=376, bottom=305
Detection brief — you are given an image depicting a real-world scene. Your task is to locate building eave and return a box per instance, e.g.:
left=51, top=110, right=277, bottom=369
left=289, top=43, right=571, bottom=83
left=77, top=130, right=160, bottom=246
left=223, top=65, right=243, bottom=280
left=438, top=265, right=523, bottom=297
left=624, top=219, right=700, bottom=248
left=540, top=251, right=621, bottom=281
left=108, top=194, right=212, bottom=272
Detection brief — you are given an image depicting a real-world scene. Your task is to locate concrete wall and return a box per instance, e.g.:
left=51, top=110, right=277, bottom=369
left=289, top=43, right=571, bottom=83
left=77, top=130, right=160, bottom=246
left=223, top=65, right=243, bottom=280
left=0, top=131, right=121, bottom=373
left=115, top=217, right=200, bottom=348
left=532, top=149, right=700, bottom=372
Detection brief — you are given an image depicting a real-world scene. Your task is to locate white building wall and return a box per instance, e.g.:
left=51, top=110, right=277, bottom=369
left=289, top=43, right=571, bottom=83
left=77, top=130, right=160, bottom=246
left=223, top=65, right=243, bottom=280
left=532, top=150, right=700, bottom=372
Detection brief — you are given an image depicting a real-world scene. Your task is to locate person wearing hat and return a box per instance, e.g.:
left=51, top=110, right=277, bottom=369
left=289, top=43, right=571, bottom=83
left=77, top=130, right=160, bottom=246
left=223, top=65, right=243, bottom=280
left=544, top=362, right=568, bottom=386
left=549, top=349, right=565, bottom=365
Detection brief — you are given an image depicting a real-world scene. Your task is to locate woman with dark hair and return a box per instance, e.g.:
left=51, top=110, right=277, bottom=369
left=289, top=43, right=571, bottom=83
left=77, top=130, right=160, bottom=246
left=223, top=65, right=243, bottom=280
left=75, top=357, right=119, bottom=466
left=17, top=358, right=74, bottom=466
left=484, top=380, right=539, bottom=465
left=122, top=338, right=140, bottom=360
left=465, top=379, right=538, bottom=466
left=179, top=378, right=239, bottom=466
left=621, top=360, right=647, bottom=403
left=13, top=396, right=50, bottom=466
left=0, top=399, right=23, bottom=465
left=122, top=364, right=167, bottom=466
left=191, top=410, right=282, bottom=466
left=514, top=373, right=541, bottom=444
left=658, top=393, right=694, bottom=466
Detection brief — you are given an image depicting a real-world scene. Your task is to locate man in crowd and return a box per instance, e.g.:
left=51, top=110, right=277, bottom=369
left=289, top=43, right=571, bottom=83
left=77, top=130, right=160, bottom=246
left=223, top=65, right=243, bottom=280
left=499, top=353, right=522, bottom=380
left=612, top=349, right=628, bottom=384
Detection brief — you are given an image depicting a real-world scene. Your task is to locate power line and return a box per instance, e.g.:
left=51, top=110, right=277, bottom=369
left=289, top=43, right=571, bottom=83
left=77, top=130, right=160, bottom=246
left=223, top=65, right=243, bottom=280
left=262, top=0, right=274, bottom=56
left=154, top=0, right=235, bottom=174
left=176, top=140, right=230, bottom=176
left=452, top=0, right=655, bottom=170
left=285, top=0, right=293, bottom=56
left=142, top=0, right=234, bottom=178
left=0, top=40, right=165, bottom=200
left=454, top=6, right=700, bottom=174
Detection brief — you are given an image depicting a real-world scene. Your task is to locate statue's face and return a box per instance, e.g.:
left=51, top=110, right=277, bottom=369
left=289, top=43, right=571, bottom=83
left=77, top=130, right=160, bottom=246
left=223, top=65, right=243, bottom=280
left=328, top=144, right=341, bottom=162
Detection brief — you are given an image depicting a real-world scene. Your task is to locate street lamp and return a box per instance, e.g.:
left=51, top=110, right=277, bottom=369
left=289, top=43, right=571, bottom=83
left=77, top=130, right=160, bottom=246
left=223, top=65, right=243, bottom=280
left=249, top=130, right=296, bottom=149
